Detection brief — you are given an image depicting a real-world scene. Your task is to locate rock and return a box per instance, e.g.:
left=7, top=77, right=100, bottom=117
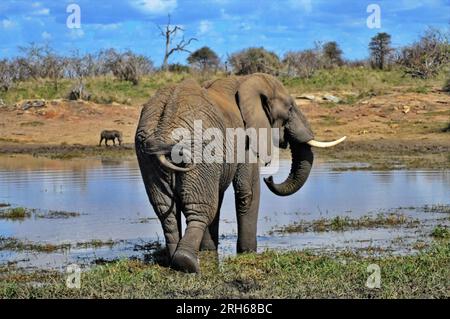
left=0, top=99, right=5, bottom=108
left=323, top=94, right=341, bottom=103
left=297, top=94, right=317, bottom=101
left=22, top=99, right=46, bottom=110
left=68, top=85, right=91, bottom=101
left=402, top=105, right=411, bottom=114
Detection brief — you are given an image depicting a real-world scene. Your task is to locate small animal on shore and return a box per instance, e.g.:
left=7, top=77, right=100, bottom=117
left=99, top=130, right=123, bottom=146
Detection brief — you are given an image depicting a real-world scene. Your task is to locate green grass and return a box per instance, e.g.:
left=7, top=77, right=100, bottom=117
left=270, top=213, right=418, bottom=234
left=20, top=121, right=44, bottom=127
left=431, top=226, right=450, bottom=239
left=0, top=72, right=195, bottom=106
left=423, top=205, right=450, bottom=214
left=0, top=206, right=81, bottom=221
left=0, top=237, right=70, bottom=253
left=35, top=210, right=80, bottom=219
left=0, top=242, right=448, bottom=298
left=75, top=239, right=116, bottom=249
left=0, top=237, right=119, bottom=253
left=0, top=207, right=31, bottom=220
left=1, top=67, right=447, bottom=107
left=281, top=66, right=447, bottom=94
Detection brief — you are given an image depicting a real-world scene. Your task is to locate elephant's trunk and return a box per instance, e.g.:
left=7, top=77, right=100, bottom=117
left=264, top=141, right=313, bottom=196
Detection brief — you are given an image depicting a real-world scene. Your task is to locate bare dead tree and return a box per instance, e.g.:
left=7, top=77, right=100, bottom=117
left=283, top=50, right=321, bottom=78
left=158, top=15, right=197, bottom=71
left=398, top=28, right=449, bottom=78
left=0, top=59, right=15, bottom=92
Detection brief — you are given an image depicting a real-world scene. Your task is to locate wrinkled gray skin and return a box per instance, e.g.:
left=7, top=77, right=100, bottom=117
left=99, top=130, right=123, bottom=146
left=135, top=73, right=315, bottom=273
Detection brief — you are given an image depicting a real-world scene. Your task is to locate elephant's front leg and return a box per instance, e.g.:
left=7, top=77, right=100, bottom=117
left=233, top=163, right=260, bottom=253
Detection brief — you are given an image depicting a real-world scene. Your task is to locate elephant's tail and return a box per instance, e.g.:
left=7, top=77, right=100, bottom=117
left=135, top=132, right=195, bottom=173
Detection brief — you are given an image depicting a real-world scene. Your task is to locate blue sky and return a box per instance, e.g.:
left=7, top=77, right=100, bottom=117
left=0, top=0, right=448, bottom=66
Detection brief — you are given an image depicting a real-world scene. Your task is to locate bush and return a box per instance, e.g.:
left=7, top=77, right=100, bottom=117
left=167, top=63, right=190, bottom=73
left=443, top=73, right=450, bottom=93
left=228, top=47, right=281, bottom=75
left=0, top=59, right=15, bottom=92
left=283, top=50, right=321, bottom=78
left=399, top=28, right=449, bottom=79
left=102, top=49, right=153, bottom=85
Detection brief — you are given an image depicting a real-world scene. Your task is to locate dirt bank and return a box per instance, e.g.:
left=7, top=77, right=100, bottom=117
left=0, top=88, right=449, bottom=168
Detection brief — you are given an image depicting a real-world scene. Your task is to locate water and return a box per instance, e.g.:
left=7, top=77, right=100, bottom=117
left=0, top=155, right=449, bottom=269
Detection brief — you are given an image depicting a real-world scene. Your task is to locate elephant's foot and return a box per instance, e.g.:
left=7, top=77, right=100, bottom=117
left=166, top=244, right=178, bottom=258
left=237, top=240, right=257, bottom=254
left=200, top=239, right=217, bottom=251
left=171, top=248, right=200, bottom=273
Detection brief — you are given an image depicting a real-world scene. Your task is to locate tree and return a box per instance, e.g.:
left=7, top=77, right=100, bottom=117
left=41, top=49, right=67, bottom=90
left=158, top=15, right=197, bottom=71
left=187, top=46, right=220, bottom=73
left=0, top=59, right=15, bottom=92
left=369, top=32, right=393, bottom=69
left=102, top=49, right=153, bottom=85
left=322, top=41, right=343, bottom=68
left=398, top=28, right=449, bottom=78
left=17, top=43, right=47, bottom=80
left=283, top=50, right=320, bottom=78
left=66, top=51, right=93, bottom=100
left=228, top=47, right=281, bottom=75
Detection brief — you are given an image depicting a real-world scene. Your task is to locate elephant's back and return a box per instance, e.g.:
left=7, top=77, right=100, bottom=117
left=137, top=79, right=226, bottom=145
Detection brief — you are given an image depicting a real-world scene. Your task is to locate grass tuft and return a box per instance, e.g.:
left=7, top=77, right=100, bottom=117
left=0, top=242, right=448, bottom=298
left=271, top=213, right=418, bottom=234
left=0, top=207, right=31, bottom=220
left=431, top=225, right=450, bottom=239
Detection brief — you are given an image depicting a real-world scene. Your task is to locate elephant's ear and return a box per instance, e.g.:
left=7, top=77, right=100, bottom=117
left=236, top=75, right=274, bottom=164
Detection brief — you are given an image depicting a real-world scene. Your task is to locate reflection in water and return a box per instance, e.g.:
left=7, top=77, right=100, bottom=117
left=0, top=155, right=449, bottom=268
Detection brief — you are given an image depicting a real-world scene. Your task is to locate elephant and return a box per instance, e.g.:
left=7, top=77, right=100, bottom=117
left=135, top=73, right=345, bottom=273
left=99, top=130, right=123, bottom=146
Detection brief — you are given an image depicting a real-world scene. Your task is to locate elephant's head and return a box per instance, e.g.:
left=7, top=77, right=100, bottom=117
left=236, top=73, right=346, bottom=196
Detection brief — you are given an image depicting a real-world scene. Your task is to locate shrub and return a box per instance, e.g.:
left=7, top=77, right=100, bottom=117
left=228, top=47, right=281, bottom=75
left=102, top=49, right=154, bottom=85
left=283, top=50, right=321, bottom=78
left=399, top=28, right=449, bottom=79
left=443, top=73, right=450, bottom=93
left=167, top=63, right=190, bottom=73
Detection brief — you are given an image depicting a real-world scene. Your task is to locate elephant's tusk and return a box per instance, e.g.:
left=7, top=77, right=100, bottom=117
left=157, top=154, right=195, bottom=172
left=307, top=136, right=346, bottom=148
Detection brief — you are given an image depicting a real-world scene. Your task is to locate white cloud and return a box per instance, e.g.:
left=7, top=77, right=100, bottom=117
left=1, top=19, right=16, bottom=29
left=42, top=31, right=52, bottom=40
left=239, top=22, right=252, bottom=31
left=69, top=29, right=85, bottom=39
left=131, top=0, right=177, bottom=14
left=33, top=8, right=50, bottom=15
left=289, top=0, right=312, bottom=13
left=93, top=23, right=122, bottom=31
left=198, top=20, right=212, bottom=35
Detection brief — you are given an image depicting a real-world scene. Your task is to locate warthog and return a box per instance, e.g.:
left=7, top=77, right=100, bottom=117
left=99, top=130, right=123, bottom=146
